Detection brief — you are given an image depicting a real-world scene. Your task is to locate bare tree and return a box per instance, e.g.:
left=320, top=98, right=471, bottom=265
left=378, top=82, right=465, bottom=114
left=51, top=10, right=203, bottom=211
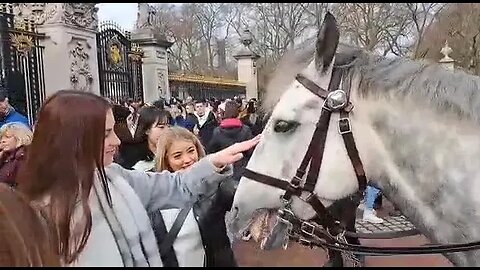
left=405, top=3, right=446, bottom=59
left=300, top=3, right=332, bottom=30
left=418, top=3, right=480, bottom=75
left=153, top=3, right=434, bottom=78
left=168, top=4, right=204, bottom=73
left=332, top=3, right=412, bottom=56
left=246, top=3, right=314, bottom=67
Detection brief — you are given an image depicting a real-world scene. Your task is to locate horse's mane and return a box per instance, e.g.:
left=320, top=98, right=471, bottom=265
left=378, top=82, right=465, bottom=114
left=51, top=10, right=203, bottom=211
left=263, top=39, right=480, bottom=124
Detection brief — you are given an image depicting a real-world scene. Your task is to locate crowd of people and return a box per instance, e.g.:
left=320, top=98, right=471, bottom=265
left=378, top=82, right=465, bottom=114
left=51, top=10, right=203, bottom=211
left=108, top=95, right=265, bottom=266
left=0, top=86, right=262, bottom=267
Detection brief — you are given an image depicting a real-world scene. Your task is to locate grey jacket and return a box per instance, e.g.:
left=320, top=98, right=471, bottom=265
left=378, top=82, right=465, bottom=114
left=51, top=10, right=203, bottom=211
left=108, top=156, right=232, bottom=213
left=73, top=157, right=233, bottom=267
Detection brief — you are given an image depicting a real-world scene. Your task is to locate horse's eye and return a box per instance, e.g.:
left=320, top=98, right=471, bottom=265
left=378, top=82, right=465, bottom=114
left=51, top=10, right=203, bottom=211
left=274, top=120, right=299, bottom=133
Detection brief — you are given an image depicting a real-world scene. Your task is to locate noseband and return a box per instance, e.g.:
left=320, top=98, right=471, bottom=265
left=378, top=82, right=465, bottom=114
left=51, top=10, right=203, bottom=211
left=242, top=67, right=480, bottom=257
left=244, top=67, right=366, bottom=238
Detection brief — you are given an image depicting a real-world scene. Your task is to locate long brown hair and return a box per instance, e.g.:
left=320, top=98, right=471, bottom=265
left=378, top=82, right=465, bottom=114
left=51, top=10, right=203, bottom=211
left=155, top=126, right=205, bottom=172
left=16, top=90, right=111, bottom=264
left=0, top=184, right=61, bottom=266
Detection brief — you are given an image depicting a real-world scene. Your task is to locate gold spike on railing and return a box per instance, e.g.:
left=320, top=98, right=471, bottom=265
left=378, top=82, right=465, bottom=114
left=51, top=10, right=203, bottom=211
left=29, top=19, right=36, bottom=31
left=6, top=3, right=13, bottom=14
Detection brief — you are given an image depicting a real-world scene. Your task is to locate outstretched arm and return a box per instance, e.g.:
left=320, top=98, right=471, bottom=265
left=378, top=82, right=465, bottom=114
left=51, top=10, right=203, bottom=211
left=108, top=135, right=261, bottom=212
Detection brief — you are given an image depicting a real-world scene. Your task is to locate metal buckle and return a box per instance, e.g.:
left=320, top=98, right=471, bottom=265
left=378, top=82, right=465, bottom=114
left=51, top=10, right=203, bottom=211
left=289, top=180, right=300, bottom=189
left=291, top=175, right=302, bottom=186
left=299, top=192, right=316, bottom=203
left=277, top=208, right=294, bottom=223
left=326, top=221, right=344, bottom=238
left=300, top=221, right=316, bottom=236
left=280, top=194, right=292, bottom=206
left=321, top=100, right=332, bottom=112
left=299, top=238, right=312, bottom=247
left=338, top=117, right=352, bottom=134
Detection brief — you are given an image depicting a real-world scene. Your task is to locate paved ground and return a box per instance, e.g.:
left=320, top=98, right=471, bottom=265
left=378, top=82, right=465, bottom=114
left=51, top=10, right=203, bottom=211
left=233, top=235, right=452, bottom=266
left=233, top=198, right=453, bottom=267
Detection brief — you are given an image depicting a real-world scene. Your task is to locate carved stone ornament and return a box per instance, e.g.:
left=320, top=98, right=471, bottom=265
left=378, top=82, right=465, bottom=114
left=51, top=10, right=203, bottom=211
left=70, top=41, right=93, bottom=92
left=11, top=3, right=98, bottom=30
left=63, top=3, right=98, bottom=30
left=440, top=40, right=453, bottom=62
left=12, top=3, right=56, bottom=26
left=157, top=70, right=165, bottom=95
left=240, top=29, right=253, bottom=47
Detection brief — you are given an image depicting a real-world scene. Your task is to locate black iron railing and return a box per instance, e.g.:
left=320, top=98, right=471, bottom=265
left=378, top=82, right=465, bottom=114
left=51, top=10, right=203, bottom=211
left=97, top=21, right=144, bottom=104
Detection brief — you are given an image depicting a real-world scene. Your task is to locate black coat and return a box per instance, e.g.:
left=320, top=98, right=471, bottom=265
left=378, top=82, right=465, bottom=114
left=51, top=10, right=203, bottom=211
left=185, top=113, right=199, bottom=133
left=197, top=111, right=218, bottom=148
left=207, top=118, right=254, bottom=182
left=192, top=177, right=238, bottom=267
left=240, top=113, right=264, bottom=136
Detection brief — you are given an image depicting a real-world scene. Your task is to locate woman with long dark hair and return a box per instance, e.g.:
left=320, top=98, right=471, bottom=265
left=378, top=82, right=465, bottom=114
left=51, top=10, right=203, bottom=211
left=117, top=106, right=172, bottom=169
left=16, top=90, right=259, bottom=266
left=132, top=107, right=172, bottom=171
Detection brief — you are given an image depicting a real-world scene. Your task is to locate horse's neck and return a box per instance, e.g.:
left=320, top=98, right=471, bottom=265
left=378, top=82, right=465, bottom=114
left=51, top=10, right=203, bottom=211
left=356, top=96, right=480, bottom=266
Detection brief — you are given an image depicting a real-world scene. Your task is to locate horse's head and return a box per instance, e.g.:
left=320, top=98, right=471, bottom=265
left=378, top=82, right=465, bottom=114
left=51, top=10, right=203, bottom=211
left=230, top=12, right=378, bottom=249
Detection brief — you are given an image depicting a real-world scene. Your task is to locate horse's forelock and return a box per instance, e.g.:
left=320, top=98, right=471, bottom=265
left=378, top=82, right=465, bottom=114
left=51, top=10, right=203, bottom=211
left=261, top=42, right=360, bottom=114
left=261, top=39, right=316, bottom=114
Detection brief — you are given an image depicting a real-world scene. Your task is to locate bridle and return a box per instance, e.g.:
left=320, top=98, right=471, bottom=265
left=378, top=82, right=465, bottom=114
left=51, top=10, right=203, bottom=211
left=243, top=66, right=367, bottom=247
left=242, top=66, right=480, bottom=258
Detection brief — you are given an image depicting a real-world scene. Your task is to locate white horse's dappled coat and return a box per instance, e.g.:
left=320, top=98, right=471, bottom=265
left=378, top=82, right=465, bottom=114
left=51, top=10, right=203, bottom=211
left=230, top=13, right=480, bottom=266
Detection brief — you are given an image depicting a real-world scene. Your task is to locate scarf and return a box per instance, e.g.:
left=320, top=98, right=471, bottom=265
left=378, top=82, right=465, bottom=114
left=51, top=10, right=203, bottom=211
left=93, top=172, right=162, bottom=266
left=195, top=113, right=209, bottom=128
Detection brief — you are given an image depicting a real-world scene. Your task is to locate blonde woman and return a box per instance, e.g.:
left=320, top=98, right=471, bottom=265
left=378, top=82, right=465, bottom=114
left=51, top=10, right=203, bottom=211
left=0, top=123, right=32, bottom=187
left=152, top=127, right=237, bottom=267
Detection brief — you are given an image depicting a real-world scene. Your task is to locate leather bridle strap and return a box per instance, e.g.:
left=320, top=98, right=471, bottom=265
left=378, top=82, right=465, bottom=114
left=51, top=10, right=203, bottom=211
left=339, top=110, right=367, bottom=192
left=242, top=169, right=302, bottom=196
left=282, top=69, right=349, bottom=234
left=295, top=74, right=330, bottom=99
left=294, top=229, right=480, bottom=255
left=303, top=68, right=343, bottom=193
left=280, top=72, right=340, bottom=201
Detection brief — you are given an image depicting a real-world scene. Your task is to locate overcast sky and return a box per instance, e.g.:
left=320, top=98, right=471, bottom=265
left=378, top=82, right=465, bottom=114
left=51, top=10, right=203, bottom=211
left=97, top=3, right=138, bottom=31
left=97, top=3, right=181, bottom=31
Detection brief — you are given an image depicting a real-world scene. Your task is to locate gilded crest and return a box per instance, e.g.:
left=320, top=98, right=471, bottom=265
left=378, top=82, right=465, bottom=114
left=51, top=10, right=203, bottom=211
left=9, top=33, right=34, bottom=55
left=107, top=38, right=123, bottom=68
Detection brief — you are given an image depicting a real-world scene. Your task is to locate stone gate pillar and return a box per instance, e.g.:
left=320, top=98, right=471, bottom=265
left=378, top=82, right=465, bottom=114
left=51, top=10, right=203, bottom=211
left=131, top=27, right=173, bottom=103
left=13, top=3, right=100, bottom=97
left=234, top=29, right=260, bottom=100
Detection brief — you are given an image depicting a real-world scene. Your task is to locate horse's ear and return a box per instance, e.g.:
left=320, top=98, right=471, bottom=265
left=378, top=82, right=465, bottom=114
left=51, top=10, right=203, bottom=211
left=315, top=12, right=340, bottom=73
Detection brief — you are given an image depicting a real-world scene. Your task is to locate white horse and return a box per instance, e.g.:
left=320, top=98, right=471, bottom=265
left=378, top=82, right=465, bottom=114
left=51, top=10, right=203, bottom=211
left=230, top=12, right=480, bottom=266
